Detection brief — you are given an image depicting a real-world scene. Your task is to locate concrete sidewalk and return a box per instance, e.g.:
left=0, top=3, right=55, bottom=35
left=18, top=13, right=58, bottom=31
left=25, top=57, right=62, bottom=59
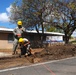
left=0, top=52, right=12, bottom=57
left=0, top=52, right=19, bottom=59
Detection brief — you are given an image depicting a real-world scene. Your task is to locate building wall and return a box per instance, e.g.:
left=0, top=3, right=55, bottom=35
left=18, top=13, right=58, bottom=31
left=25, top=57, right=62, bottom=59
left=0, top=32, right=43, bottom=49
left=46, top=36, right=63, bottom=42
left=25, top=33, right=42, bottom=48
left=0, top=32, right=42, bottom=49
left=0, top=33, right=13, bottom=49
left=0, top=32, right=64, bottom=49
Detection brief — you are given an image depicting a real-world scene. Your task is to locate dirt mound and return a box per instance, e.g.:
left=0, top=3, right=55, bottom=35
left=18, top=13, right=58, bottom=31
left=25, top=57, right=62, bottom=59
left=0, top=44, right=76, bottom=69
left=33, top=44, right=76, bottom=62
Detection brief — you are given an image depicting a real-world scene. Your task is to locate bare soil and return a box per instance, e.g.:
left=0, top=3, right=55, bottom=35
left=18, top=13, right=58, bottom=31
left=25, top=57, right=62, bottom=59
left=0, top=44, right=76, bottom=70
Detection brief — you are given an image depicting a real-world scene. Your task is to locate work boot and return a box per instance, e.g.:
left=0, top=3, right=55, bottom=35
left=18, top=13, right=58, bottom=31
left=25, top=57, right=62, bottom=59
left=24, top=53, right=28, bottom=57
left=12, top=52, right=15, bottom=55
left=15, top=51, right=18, bottom=54
left=19, top=54, right=21, bottom=58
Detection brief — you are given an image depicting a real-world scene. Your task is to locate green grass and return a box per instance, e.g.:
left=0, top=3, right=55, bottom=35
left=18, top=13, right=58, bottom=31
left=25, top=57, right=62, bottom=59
left=70, top=40, right=76, bottom=44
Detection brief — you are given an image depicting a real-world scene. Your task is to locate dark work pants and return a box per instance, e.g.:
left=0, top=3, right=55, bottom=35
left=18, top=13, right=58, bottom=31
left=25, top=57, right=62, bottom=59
left=20, top=46, right=27, bottom=55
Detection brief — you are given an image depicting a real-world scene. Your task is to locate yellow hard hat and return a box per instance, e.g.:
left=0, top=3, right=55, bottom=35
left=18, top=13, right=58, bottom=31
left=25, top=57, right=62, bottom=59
left=17, top=20, right=22, bottom=25
left=19, top=38, right=24, bottom=43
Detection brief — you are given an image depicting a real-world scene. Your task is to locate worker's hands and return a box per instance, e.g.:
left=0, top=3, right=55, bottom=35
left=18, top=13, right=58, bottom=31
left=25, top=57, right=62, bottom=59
left=24, top=44, right=27, bottom=46
left=20, top=28, right=23, bottom=30
left=24, top=42, right=30, bottom=46
left=17, top=34, right=21, bottom=37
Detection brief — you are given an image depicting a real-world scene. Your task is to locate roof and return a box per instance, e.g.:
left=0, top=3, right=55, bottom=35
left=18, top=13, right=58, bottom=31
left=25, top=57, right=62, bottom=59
left=27, top=30, right=64, bottom=36
left=0, top=28, right=13, bottom=32
left=0, top=28, right=64, bottom=36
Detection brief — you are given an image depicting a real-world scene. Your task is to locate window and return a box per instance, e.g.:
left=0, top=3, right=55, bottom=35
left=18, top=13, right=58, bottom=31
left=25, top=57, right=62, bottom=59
left=8, top=33, right=14, bottom=43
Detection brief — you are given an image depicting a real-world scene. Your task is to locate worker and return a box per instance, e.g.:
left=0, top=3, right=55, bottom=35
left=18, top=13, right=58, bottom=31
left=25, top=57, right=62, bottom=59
left=12, top=20, right=26, bottom=55
left=18, top=38, right=31, bottom=57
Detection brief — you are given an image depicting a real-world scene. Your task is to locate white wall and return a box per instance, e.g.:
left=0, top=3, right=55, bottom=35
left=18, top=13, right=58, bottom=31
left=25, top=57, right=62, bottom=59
left=46, top=36, right=63, bottom=42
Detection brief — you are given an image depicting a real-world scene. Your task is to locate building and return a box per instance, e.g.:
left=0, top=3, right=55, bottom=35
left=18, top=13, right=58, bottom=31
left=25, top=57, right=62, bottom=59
left=0, top=28, right=64, bottom=49
left=72, top=30, right=76, bottom=38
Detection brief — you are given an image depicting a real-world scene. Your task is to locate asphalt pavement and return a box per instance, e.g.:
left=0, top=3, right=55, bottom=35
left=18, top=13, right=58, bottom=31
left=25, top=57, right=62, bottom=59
left=0, top=57, right=76, bottom=75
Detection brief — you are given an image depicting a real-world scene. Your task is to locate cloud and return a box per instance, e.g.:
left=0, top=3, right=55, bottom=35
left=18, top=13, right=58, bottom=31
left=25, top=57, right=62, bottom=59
left=0, top=5, right=12, bottom=23
left=6, top=5, right=12, bottom=13
left=0, top=13, right=9, bottom=22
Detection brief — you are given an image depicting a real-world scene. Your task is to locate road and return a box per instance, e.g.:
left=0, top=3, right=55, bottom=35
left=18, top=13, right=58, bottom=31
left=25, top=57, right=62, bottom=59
left=0, top=57, right=76, bottom=75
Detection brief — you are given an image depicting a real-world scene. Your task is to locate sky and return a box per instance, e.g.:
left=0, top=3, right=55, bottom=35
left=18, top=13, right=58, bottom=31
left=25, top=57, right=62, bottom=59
left=0, top=0, right=16, bottom=29
left=0, top=0, right=76, bottom=37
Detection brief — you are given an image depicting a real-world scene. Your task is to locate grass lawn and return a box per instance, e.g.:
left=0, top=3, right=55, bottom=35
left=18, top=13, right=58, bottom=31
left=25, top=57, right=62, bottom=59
left=70, top=40, right=76, bottom=44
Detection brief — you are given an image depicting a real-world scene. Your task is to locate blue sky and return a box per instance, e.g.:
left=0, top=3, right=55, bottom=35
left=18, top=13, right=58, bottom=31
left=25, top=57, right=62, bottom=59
left=0, top=0, right=16, bottom=29
left=0, top=0, right=76, bottom=37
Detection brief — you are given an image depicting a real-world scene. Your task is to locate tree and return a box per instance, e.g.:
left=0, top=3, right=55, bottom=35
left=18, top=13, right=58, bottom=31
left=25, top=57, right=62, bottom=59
left=9, top=0, right=76, bottom=44
left=43, top=0, right=76, bottom=44
left=45, top=25, right=63, bottom=32
left=9, top=0, right=53, bottom=45
left=57, top=0, right=76, bottom=44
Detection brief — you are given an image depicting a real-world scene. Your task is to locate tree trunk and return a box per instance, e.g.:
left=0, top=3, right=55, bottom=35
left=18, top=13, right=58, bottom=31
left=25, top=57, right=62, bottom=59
left=64, top=33, right=70, bottom=44
left=41, top=24, right=44, bottom=47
